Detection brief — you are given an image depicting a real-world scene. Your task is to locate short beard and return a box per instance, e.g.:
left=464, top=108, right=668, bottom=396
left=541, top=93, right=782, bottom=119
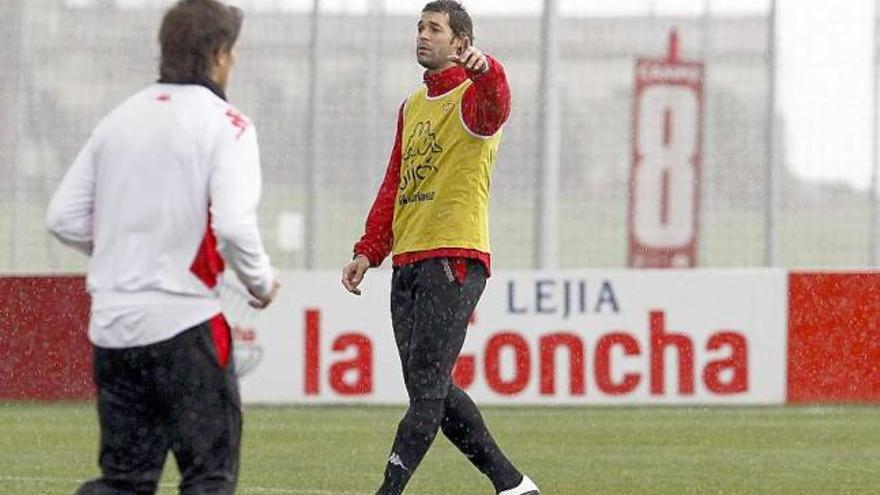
left=417, top=54, right=441, bottom=71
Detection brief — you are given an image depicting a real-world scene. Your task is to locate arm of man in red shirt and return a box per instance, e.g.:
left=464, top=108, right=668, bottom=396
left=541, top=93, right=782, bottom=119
left=341, top=103, right=404, bottom=294
left=461, top=54, right=511, bottom=137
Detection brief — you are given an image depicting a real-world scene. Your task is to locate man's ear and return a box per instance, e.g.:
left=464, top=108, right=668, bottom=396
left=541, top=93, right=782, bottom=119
left=214, top=48, right=231, bottom=68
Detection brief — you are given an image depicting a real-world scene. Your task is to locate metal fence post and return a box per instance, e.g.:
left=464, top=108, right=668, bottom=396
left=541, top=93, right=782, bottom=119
left=871, top=0, right=880, bottom=266
left=764, top=0, right=780, bottom=267
left=534, top=0, right=561, bottom=269
left=1, top=0, right=24, bottom=270
left=304, top=0, right=321, bottom=269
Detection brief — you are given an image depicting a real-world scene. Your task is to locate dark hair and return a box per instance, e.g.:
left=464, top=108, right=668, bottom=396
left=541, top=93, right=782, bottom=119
left=422, top=0, right=474, bottom=43
left=159, top=0, right=243, bottom=82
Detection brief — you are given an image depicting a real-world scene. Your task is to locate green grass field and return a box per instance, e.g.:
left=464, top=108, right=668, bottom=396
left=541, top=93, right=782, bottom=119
left=1, top=404, right=878, bottom=495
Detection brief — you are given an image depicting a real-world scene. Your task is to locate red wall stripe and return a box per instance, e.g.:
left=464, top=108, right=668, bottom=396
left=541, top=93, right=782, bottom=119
left=0, top=276, right=93, bottom=400
left=787, top=272, right=880, bottom=403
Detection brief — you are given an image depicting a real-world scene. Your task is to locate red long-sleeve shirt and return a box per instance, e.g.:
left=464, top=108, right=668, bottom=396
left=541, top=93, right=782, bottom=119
left=353, top=56, right=511, bottom=277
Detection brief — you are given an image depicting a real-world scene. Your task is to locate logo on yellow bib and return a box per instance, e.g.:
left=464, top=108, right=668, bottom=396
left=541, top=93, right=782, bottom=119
left=400, top=120, right=442, bottom=193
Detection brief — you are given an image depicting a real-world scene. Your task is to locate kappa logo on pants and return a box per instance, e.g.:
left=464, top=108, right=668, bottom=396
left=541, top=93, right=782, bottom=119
left=387, top=453, right=409, bottom=471
left=440, top=259, right=455, bottom=283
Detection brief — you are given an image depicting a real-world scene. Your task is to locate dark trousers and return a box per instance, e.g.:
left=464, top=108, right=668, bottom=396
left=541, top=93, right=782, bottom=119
left=380, top=258, right=520, bottom=494
left=391, top=257, right=486, bottom=401
left=75, top=317, right=241, bottom=495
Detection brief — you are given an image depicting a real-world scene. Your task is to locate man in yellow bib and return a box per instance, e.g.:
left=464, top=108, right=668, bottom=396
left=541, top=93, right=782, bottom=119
left=341, top=2, right=538, bottom=494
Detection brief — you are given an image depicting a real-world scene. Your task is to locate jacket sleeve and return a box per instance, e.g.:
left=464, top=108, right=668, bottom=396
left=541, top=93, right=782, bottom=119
left=46, top=136, right=96, bottom=255
left=353, top=103, right=405, bottom=267
left=209, top=112, right=276, bottom=297
left=461, top=55, right=511, bottom=137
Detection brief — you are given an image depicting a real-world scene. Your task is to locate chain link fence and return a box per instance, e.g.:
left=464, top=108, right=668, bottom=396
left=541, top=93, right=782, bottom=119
left=1, top=0, right=876, bottom=273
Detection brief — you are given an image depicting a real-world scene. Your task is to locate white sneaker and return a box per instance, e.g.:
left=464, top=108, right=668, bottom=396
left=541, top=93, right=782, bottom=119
left=498, top=475, right=540, bottom=495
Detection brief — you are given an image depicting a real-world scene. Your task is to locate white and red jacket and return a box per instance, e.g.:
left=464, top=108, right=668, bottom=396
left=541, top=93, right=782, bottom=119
left=47, top=81, right=275, bottom=349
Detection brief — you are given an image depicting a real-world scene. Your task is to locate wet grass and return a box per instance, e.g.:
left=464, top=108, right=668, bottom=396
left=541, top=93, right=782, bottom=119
left=0, top=403, right=878, bottom=494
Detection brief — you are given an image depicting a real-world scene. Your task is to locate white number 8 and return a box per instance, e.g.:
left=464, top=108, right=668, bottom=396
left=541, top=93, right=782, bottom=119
left=634, top=86, right=698, bottom=248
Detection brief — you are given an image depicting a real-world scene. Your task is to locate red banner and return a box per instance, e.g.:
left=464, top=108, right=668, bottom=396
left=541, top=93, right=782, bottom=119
left=0, top=276, right=93, bottom=400
left=2, top=272, right=879, bottom=404
left=629, top=31, right=704, bottom=268
left=787, top=272, right=880, bottom=403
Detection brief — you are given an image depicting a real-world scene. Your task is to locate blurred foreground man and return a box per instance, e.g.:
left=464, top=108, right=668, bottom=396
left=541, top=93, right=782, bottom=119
left=341, top=2, right=538, bottom=494
left=46, top=1, right=278, bottom=493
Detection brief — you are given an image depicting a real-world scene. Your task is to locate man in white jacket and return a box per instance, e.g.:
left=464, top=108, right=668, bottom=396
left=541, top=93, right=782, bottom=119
left=46, top=1, right=278, bottom=493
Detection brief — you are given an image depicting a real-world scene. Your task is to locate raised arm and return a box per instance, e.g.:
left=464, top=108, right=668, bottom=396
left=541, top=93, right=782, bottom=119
left=447, top=46, right=511, bottom=137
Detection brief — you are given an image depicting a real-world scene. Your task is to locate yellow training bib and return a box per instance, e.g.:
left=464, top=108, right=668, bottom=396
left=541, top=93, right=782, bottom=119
left=392, top=80, right=502, bottom=255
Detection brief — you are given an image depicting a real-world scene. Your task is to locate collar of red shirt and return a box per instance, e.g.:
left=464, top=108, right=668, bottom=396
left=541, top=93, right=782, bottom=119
left=423, top=64, right=469, bottom=98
